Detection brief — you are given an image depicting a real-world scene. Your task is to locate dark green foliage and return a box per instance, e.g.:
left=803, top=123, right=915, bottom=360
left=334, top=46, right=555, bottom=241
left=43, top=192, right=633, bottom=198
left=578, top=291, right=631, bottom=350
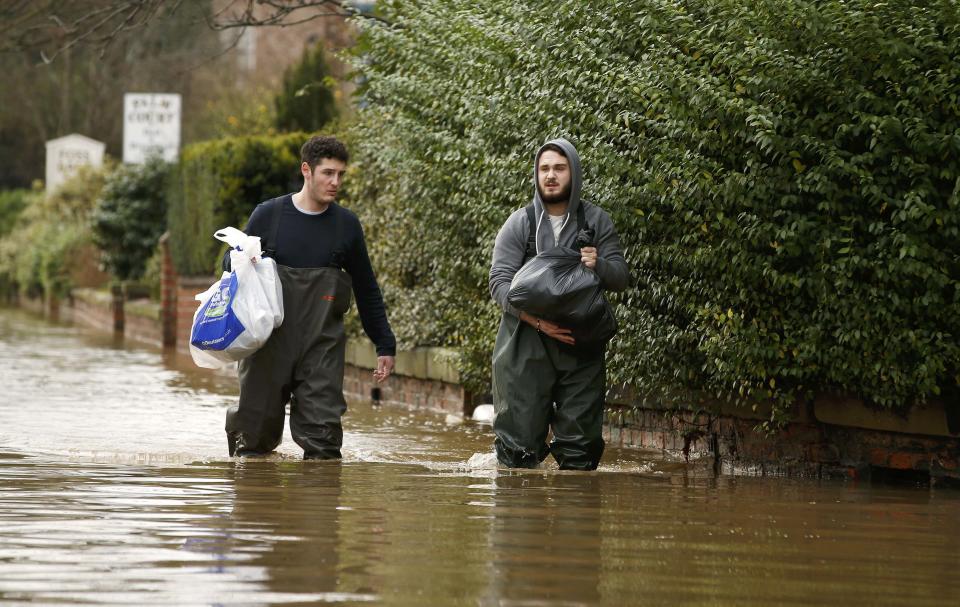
left=275, top=44, right=338, bottom=133
left=91, top=159, right=171, bottom=282
left=0, top=189, right=30, bottom=239
left=0, top=168, right=106, bottom=299
left=166, top=132, right=306, bottom=275
left=347, top=0, right=960, bottom=421
left=0, top=188, right=35, bottom=296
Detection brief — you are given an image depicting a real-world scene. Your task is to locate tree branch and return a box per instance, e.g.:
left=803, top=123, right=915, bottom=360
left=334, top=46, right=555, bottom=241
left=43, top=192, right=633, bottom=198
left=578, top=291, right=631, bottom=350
left=0, top=0, right=170, bottom=62
left=1, top=0, right=388, bottom=62
left=208, top=0, right=390, bottom=29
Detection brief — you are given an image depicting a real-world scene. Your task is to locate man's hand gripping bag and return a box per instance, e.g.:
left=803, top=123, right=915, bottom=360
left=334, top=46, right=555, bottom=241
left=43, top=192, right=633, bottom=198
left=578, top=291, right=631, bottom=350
left=507, top=245, right=617, bottom=348
left=189, top=227, right=284, bottom=368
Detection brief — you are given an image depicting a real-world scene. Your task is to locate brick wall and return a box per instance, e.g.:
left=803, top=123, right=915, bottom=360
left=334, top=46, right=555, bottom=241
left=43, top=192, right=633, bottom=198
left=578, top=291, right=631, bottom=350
left=52, top=233, right=960, bottom=481
left=19, top=294, right=48, bottom=317
left=343, top=364, right=469, bottom=416
left=175, top=277, right=215, bottom=355
left=124, top=302, right=163, bottom=347
left=69, top=289, right=161, bottom=347
left=155, top=231, right=212, bottom=353
left=68, top=234, right=169, bottom=350
left=604, top=403, right=960, bottom=483
left=71, top=290, right=115, bottom=334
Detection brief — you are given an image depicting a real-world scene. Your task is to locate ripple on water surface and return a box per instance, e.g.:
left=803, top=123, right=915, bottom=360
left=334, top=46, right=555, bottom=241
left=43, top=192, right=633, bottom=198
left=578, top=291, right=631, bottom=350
left=1, top=309, right=959, bottom=606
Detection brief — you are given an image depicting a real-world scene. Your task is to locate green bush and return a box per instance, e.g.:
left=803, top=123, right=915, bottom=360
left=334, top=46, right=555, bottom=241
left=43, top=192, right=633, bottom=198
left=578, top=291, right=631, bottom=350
left=0, top=167, right=107, bottom=299
left=0, top=188, right=33, bottom=298
left=166, top=132, right=306, bottom=276
left=275, top=43, right=339, bottom=133
left=348, top=0, right=960, bottom=421
left=0, top=188, right=31, bottom=239
left=91, top=158, right=171, bottom=282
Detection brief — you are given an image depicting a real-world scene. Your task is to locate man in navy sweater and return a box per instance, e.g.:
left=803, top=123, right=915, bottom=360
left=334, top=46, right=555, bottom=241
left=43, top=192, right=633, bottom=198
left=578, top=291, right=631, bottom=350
left=224, top=135, right=396, bottom=459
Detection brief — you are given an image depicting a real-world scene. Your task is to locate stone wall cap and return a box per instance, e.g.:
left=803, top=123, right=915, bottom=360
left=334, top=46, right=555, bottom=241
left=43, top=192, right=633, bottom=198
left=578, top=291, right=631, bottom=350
left=125, top=299, right=161, bottom=319
left=345, top=339, right=460, bottom=384
left=71, top=288, right=113, bottom=306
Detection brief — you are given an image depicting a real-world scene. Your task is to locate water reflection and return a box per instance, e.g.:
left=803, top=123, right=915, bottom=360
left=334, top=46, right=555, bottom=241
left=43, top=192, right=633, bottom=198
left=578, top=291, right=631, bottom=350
left=219, top=461, right=374, bottom=603
left=484, top=473, right=603, bottom=606
left=2, top=308, right=960, bottom=606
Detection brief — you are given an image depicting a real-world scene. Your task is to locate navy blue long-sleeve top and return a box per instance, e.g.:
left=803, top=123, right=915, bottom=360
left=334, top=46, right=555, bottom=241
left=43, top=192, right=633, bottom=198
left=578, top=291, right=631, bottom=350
left=231, top=194, right=396, bottom=356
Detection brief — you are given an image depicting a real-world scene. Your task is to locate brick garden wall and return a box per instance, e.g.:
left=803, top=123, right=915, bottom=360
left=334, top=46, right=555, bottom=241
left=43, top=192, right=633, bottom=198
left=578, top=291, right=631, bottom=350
left=124, top=302, right=163, bottom=348
left=46, top=233, right=960, bottom=481
left=604, top=403, right=960, bottom=483
left=343, top=364, right=469, bottom=416
left=21, top=293, right=65, bottom=321
left=174, top=277, right=214, bottom=355
left=71, top=290, right=114, bottom=334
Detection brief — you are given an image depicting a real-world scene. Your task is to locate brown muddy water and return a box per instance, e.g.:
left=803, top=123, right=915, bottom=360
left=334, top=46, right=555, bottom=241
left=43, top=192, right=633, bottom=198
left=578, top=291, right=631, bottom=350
left=0, top=309, right=958, bottom=606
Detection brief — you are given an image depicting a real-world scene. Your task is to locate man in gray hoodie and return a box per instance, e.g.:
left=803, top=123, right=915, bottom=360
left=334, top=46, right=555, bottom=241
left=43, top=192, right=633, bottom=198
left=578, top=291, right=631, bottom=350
left=489, top=138, right=630, bottom=470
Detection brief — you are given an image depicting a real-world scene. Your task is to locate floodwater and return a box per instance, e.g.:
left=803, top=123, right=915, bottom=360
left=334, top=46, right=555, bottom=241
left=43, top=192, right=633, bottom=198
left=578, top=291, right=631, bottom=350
left=0, top=309, right=958, bottom=606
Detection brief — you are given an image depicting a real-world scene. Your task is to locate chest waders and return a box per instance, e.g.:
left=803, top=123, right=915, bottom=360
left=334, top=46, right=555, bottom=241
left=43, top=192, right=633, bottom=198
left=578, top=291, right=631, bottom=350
left=225, top=264, right=353, bottom=459
left=492, top=202, right=607, bottom=470
left=492, top=312, right=606, bottom=471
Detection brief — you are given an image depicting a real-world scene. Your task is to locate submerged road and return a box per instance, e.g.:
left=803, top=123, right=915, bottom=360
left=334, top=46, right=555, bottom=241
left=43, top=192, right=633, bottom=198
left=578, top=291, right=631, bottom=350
left=0, top=308, right=958, bottom=606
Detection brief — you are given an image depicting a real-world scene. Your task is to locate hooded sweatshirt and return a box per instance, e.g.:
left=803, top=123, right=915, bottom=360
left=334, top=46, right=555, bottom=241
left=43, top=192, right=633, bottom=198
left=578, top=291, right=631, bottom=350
left=489, top=138, right=630, bottom=318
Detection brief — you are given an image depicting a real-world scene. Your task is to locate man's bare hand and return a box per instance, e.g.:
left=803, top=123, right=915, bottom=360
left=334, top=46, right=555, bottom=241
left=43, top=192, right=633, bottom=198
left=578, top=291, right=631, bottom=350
left=538, top=318, right=576, bottom=345
left=520, top=312, right=575, bottom=346
left=580, top=246, right=597, bottom=269
left=373, top=355, right=395, bottom=383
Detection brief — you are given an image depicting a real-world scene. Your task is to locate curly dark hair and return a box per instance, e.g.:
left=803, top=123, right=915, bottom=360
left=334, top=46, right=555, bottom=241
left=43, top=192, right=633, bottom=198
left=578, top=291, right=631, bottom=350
left=538, top=142, right=567, bottom=160
left=300, top=135, right=349, bottom=169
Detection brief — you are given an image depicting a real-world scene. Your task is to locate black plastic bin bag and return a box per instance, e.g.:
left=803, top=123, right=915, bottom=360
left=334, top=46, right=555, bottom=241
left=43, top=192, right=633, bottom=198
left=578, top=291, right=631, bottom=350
left=507, top=247, right=617, bottom=347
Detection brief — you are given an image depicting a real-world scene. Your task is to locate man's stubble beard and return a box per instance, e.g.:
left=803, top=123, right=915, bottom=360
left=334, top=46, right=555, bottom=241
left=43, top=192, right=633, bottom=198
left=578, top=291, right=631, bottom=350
left=539, top=182, right=571, bottom=205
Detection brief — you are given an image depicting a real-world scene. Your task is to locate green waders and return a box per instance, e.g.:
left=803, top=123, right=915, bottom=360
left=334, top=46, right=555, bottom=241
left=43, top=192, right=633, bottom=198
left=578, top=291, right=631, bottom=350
left=492, top=313, right=606, bottom=470
left=226, top=265, right=353, bottom=459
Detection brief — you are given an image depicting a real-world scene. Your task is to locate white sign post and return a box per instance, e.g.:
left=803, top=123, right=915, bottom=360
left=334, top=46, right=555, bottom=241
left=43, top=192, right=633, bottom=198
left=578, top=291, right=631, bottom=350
left=123, top=93, right=181, bottom=164
left=44, top=134, right=105, bottom=194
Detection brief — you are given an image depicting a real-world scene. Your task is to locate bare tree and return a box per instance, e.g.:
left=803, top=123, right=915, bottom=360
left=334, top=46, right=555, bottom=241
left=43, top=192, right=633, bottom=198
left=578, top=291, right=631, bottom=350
left=207, top=0, right=383, bottom=30
left=0, top=0, right=175, bottom=62
left=0, top=1, right=221, bottom=187
left=0, top=0, right=381, bottom=62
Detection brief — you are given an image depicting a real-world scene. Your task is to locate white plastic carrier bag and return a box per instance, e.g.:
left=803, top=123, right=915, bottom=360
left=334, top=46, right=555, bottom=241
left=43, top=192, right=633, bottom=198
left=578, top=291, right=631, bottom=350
left=189, top=227, right=284, bottom=369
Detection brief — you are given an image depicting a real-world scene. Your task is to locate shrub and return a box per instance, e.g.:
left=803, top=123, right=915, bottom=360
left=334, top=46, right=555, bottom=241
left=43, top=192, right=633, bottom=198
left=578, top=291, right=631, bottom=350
left=0, top=188, right=31, bottom=239
left=0, top=166, right=108, bottom=299
left=91, top=158, right=171, bottom=282
left=348, top=0, right=960, bottom=422
left=166, top=132, right=306, bottom=276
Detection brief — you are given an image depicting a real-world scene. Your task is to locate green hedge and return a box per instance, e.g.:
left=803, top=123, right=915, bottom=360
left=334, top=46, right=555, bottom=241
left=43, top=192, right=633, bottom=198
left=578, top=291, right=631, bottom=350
left=91, top=158, right=171, bottom=282
left=347, top=0, right=960, bottom=422
left=166, top=132, right=306, bottom=275
left=0, top=188, right=32, bottom=296
left=0, top=168, right=106, bottom=299
left=0, top=189, right=30, bottom=240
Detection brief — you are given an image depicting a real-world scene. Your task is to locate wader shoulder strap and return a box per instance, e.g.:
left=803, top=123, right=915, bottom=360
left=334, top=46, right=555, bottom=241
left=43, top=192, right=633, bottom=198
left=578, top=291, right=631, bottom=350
left=522, top=202, right=587, bottom=262
left=263, top=196, right=286, bottom=259
left=523, top=203, right=537, bottom=263
left=221, top=196, right=285, bottom=272
left=330, top=203, right=347, bottom=270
